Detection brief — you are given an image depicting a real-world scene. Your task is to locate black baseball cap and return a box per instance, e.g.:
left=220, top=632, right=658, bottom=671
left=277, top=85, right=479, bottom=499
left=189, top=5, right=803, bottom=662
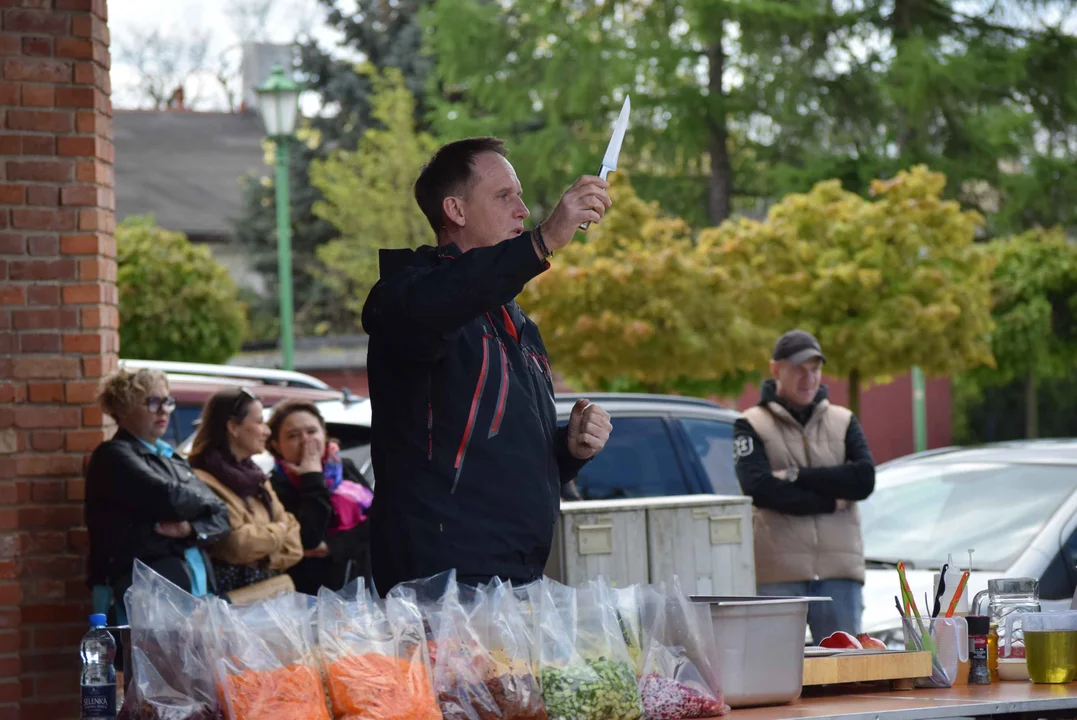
left=773, top=329, right=826, bottom=365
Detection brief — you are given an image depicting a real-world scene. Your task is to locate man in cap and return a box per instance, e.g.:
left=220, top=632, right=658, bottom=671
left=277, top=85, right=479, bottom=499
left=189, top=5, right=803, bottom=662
left=733, top=329, right=876, bottom=641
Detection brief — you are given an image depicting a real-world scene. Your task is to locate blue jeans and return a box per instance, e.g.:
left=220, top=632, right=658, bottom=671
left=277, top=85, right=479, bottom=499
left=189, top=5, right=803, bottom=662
left=757, top=579, right=863, bottom=644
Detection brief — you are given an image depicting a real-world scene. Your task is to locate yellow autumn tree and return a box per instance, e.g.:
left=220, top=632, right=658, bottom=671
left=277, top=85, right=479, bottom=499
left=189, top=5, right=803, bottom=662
left=311, top=66, right=439, bottom=318
left=702, top=165, right=997, bottom=415
left=521, top=176, right=771, bottom=390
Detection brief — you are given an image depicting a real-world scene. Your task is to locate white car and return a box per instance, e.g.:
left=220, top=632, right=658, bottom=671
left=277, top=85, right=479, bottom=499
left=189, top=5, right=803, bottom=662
left=859, top=440, right=1077, bottom=646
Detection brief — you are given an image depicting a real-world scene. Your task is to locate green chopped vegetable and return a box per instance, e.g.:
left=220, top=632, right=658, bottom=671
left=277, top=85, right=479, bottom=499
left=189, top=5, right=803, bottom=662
left=539, top=657, right=642, bottom=720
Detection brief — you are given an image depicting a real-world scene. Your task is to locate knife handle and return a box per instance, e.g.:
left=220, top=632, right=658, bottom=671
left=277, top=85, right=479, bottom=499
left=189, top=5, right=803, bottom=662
left=579, top=166, right=612, bottom=231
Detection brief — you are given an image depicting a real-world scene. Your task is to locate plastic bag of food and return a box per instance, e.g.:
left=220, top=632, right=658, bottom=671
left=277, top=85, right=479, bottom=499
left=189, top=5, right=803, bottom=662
left=424, top=592, right=501, bottom=720
left=391, top=570, right=514, bottom=720
left=481, top=579, right=547, bottom=720
left=536, top=578, right=642, bottom=720
left=638, top=579, right=728, bottom=719
left=117, top=561, right=222, bottom=720
left=316, top=578, right=441, bottom=720
left=208, top=592, right=330, bottom=720
left=611, top=585, right=645, bottom=672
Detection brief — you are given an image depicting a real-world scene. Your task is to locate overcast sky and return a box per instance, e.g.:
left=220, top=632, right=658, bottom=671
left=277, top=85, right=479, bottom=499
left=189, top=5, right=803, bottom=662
left=107, top=0, right=352, bottom=111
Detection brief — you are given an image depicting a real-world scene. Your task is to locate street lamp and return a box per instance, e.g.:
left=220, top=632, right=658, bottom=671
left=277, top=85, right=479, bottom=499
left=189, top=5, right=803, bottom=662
left=255, top=65, right=301, bottom=370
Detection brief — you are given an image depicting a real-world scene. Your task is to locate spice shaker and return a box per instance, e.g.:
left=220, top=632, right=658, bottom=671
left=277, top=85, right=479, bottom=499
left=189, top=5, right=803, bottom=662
left=967, top=615, right=992, bottom=685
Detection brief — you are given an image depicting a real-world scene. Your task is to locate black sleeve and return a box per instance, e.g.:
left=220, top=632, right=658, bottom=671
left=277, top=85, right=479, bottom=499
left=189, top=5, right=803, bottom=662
left=794, top=416, right=876, bottom=501
left=270, top=470, right=333, bottom=550
left=93, top=444, right=191, bottom=522
left=189, top=494, right=231, bottom=548
left=361, top=233, right=547, bottom=361
left=733, top=418, right=837, bottom=515
left=554, top=425, right=590, bottom=485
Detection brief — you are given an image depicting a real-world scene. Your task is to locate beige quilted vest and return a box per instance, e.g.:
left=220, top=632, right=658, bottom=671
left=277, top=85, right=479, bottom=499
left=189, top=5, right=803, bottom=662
left=743, top=399, right=865, bottom=585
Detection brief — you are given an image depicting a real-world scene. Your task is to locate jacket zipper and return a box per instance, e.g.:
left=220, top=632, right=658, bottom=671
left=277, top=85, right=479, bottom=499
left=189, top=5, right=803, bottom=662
left=426, top=372, right=434, bottom=461
left=452, top=334, right=491, bottom=493
left=488, top=340, right=509, bottom=438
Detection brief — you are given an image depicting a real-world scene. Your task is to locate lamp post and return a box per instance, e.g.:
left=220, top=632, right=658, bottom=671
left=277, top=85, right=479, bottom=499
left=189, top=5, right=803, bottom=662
left=255, top=65, right=301, bottom=370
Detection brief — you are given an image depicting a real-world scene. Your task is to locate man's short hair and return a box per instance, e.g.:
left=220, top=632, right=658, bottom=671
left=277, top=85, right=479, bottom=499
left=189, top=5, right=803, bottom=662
left=414, top=137, right=507, bottom=234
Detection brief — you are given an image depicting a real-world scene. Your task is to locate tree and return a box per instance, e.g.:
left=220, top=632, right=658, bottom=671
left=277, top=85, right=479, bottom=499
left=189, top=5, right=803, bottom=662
left=112, top=26, right=213, bottom=109
left=428, top=0, right=1077, bottom=236
left=520, top=176, right=771, bottom=390
left=117, top=216, right=248, bottom=363
left=976, top=228, right=1077, bottom=437
left=233, top=0, right=434, bottom=337
left=427, top=0, right=829, bottom=226
left=701, top=165, right=997, bottom=416
left=310, top=67, right=440, bottom=317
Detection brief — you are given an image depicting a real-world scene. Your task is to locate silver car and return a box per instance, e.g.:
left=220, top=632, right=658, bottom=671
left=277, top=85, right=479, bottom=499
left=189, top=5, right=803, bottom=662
left=860, top=440, right=1077, bottom=646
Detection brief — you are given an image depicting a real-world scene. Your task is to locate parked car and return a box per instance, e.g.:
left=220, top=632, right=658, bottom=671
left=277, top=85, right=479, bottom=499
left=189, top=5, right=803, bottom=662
left=119, top=358, right=331, bottom=389
left=118, top=358, right=355, bottom=446
left=553, top=394, right=743, bottom=499
left=859, top=439, right=1077, bottom=646
left=165, top=376, right=347, bottom=448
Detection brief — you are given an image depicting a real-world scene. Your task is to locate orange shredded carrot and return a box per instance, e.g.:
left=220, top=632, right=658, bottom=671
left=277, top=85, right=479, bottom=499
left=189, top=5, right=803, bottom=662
left=326, top=653, right=441, bottom=720
left=218, top=664, right=330, bottom=720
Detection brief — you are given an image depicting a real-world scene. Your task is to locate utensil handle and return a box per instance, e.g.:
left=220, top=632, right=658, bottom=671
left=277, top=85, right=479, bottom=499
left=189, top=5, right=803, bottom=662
left=579, top=166, right=612, bottom=230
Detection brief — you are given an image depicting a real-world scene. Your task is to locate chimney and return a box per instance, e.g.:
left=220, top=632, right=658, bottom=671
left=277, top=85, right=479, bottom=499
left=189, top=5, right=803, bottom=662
left=167, top=86, right=186, bottom=111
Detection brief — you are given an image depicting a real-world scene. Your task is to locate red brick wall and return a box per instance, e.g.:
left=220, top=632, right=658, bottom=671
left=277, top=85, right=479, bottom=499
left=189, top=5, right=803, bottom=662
left=0, top=1, right=115, bottom=717
left=727, top=373, right=953, bottom=464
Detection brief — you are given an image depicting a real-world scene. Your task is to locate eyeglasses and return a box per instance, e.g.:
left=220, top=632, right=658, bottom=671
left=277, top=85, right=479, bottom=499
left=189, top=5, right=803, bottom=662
left=232, top=387, right=258, bottom=417
left=145, top=396, right=177, bottom=414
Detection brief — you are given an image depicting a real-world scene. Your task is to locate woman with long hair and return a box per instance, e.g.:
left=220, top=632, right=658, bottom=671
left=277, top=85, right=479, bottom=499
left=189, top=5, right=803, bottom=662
left=188, top=388, right=303, bottom=599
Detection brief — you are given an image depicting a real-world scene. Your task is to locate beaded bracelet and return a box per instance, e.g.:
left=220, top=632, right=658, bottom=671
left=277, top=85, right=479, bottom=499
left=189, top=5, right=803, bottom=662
left=534, top=225, right=553, bottom=259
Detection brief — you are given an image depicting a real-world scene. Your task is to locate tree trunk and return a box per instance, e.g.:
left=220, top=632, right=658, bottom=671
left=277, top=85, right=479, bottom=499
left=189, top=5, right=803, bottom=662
left=1026, top=371, right=1039, bottom=439
left=706, top=36, right=732, bottom=226
left=848, top=368, right=861, bottom=418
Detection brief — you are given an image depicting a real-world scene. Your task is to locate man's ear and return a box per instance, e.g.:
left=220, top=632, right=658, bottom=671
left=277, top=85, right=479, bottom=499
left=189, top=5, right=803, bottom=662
left=443, top=196, right=466, bottom=229
left=769, top=360, right=780, bottom=379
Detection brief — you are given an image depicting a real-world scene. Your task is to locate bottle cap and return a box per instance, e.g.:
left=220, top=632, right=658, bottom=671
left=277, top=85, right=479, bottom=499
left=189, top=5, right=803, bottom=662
left=89, top=613, right=107, bottom=628
left=967, top=615, right=990, bottom=636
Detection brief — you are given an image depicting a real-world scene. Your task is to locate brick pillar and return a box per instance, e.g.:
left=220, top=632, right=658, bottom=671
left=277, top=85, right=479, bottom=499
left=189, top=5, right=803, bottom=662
left=0, top=1, right=115, bottom=718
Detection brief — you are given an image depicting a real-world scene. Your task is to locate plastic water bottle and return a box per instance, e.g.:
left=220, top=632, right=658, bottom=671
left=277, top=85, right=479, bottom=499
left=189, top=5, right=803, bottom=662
left=80, top=613, right=116, bottom=719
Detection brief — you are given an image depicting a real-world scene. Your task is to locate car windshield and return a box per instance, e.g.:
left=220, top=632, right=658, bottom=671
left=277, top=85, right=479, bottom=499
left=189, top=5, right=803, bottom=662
left=861, top=461, right=1077, bottom=571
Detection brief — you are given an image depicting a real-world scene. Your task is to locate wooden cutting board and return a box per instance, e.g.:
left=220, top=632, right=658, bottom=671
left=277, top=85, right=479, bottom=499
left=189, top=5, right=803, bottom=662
left=803, top=650, right=932, bottom=686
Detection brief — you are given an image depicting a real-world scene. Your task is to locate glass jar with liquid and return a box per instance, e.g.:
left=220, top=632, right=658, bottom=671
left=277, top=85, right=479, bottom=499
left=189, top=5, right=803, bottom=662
left=1004, top=611, right=1077, bottom=684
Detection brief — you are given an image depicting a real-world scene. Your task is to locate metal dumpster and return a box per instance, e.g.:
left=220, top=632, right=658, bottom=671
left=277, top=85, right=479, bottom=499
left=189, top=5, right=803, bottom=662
left=545, top=494, right=754, bottom=593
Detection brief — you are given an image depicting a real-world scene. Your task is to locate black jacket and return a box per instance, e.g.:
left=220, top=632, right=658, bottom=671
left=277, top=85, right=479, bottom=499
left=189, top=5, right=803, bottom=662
left=733, top=380, right=876, bottom=516
left=84, top=429, right=231, bottom=600
left=361, top=233, right=587, bottom=594
left=269, top=458, right=371, bottom=595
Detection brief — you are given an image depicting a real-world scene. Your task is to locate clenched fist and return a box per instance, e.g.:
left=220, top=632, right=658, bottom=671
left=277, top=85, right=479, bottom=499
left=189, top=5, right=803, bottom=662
left=566, top=399, right=613, bottom=460
left=540, top=176, right=612, bottom=252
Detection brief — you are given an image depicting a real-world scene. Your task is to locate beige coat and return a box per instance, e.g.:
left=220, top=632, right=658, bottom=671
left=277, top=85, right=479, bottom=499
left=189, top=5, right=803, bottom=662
left=194, top=469, right=304, bottom=572
left=743, top=399, right=865, bottom=585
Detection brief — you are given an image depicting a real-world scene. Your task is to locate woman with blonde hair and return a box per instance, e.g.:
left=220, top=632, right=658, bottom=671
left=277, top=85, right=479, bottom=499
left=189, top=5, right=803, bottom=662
left=188, top=388, right=303, bottom=600
left=85, top=369, right=231, bottom=622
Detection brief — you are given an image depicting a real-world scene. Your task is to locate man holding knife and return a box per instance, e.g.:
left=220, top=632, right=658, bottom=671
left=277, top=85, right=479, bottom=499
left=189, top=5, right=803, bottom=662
left=361, top=134, right=620, bottom=593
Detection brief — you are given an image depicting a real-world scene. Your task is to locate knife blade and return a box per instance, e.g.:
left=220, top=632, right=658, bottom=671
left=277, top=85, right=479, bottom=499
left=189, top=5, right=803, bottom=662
left=580, top=95, right=631, bottom=230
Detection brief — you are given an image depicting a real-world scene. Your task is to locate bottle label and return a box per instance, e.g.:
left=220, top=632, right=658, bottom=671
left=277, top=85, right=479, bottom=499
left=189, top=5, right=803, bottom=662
left=81, top=683, right=115, bottom=718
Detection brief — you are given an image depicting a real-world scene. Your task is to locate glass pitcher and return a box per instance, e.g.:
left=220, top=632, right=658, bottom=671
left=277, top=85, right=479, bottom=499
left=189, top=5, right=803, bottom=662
left=972, top=578, right=1040, bottom=656
left=1004, top=611, right=1077, bottom=684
